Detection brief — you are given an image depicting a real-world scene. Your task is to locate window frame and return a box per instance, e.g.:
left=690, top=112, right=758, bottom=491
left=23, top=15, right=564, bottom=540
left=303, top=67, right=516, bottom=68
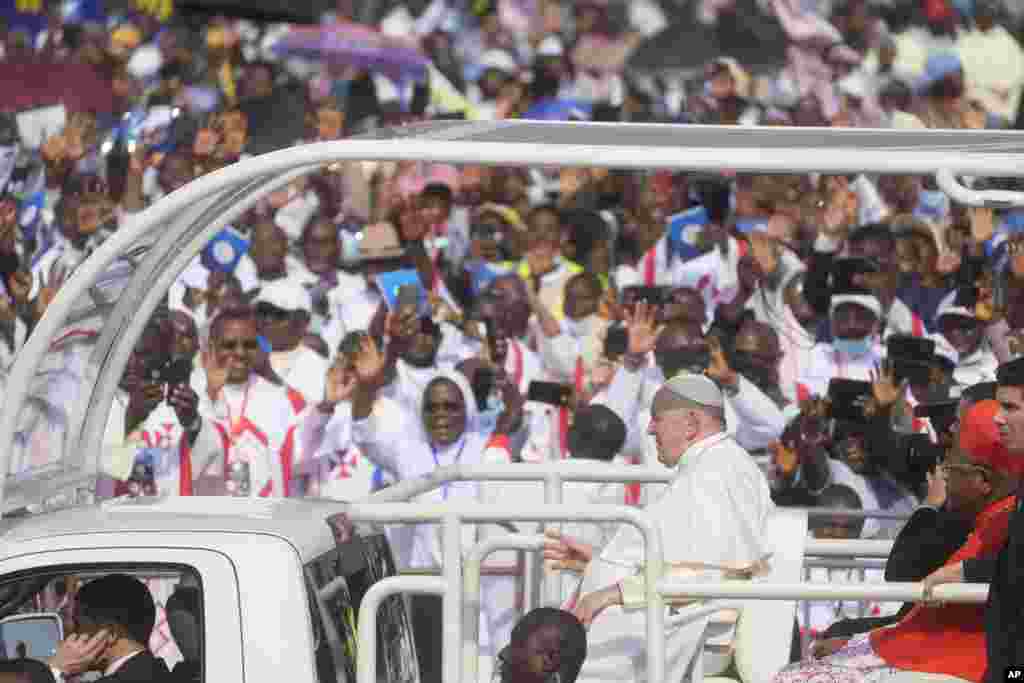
left=0, top=561, right=205, bottom=680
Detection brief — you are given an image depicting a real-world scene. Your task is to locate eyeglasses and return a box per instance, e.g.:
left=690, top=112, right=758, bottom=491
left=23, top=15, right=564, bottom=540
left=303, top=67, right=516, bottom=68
left=424, top=400, right=464, bottom=414
left=216, top=339, right=259, bottom=352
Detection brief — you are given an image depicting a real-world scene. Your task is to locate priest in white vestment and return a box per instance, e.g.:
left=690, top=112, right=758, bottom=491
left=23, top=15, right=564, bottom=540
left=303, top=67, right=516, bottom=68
left=546, top=372, right=773, bottom=683
left=195, top=307, right=304, bottom=497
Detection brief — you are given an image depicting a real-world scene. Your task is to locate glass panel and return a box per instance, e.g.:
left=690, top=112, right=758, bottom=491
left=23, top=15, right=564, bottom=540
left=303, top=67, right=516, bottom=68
left=0, top=614, right=62, bottom=660
left=355, top=534, right=418, bottom=683
left=306, top=549, right=358, bottom=683
left=5, top=243, right=151, bottom=511
left=305, top=533, right=419, bottom=683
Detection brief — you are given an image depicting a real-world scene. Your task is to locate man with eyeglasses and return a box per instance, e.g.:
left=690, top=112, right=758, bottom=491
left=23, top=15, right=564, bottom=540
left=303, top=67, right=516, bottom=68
left=195, top=305, right=304, bottom=497
left=922, top=358, right=1024, bottom=683
left=933, top=287, right=999, bottom=388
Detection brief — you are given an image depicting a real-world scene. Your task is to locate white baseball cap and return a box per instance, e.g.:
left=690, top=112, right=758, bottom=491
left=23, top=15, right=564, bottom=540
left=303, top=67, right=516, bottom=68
left=254, top=279, right=312, bottom=315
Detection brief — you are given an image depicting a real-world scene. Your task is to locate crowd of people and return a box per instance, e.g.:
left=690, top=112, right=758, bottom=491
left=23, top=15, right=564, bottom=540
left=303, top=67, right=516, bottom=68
left=3, top=0, right=1024, bottom=681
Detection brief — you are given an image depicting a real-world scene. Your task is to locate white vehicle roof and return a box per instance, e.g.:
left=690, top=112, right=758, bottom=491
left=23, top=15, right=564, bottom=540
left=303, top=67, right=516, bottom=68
left=2, top=122, right=1024, bottom=513
left=0, top=497, right=356, bottom=562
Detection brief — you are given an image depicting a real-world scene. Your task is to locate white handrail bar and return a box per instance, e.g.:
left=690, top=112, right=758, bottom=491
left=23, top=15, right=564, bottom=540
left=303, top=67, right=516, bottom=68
left=356, top=575, right=445, bottom=683
left=804, top=558, right=889, bottom=570
left=463, top=533, right=547, bottom=683
left=360, top=464, right=914, bottom=520
left=657, top=580, right=988, bottom=603
left=345, top=502, right=666, bottom=683
left=936, top=169, right=1024, bottom=208
left=804, top=539, right=894, bottom=558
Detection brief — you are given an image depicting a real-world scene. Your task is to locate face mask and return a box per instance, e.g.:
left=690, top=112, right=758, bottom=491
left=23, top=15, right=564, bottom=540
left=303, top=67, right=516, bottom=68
left=833, top=336, right=872, bottom=356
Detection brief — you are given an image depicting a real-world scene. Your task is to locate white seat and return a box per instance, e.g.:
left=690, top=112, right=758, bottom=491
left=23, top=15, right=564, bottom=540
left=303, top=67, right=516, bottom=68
left=705, top=508, right=808, bottom=683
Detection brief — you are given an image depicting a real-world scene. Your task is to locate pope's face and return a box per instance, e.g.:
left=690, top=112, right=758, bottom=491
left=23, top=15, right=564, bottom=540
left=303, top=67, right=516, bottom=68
left=648, top=407, right=691, bottom=467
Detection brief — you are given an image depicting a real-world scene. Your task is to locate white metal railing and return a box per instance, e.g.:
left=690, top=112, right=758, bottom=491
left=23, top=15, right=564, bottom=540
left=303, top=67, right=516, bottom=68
left=657, top=580, right=989, bottom=604
left=357, top=575, right=445, bottom=683
left=347, top=502, right=665, bottom=683
left=350, top=500, right=987, bottom=683
left=804, top=539, right=894, bottom=558
left=463, top=533, right=547, bottom=683
left=360, top=462, right=910, bottom=606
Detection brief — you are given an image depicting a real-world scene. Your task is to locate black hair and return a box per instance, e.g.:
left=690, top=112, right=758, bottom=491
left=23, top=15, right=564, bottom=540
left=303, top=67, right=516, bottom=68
left=565, top=272, right=603, bottom=299
left=421, top=183, right=454, bottom=207
left=848, top=222, right=896, bottom=250
left=527, top=203, right=562, bottom=227
left=77, top=574, right=157, bottom=645
left=692, top=175, right=733, bottom=225
left=530, top=67, right=561, bottom=100
left=209, top=305, right=258, bottom=344
left=563, top=210, right=610, bottom=264
left=816, top=484, right=863, bottom=509
left=503, top=608, right=587, bottom=683
left=963, top=381, right=998, bottom=404
left=568, top=405, right=626, bottom=461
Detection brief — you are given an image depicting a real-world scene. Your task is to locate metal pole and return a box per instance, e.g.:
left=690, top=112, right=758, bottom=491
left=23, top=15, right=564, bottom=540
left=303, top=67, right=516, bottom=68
left=356, top=575, right=445, bottom=683
left=804, top=558, right=888, bottom=571
left=522, top=546, right=541, bottom=613
left=463, top=534, right=546, bottom=683
left=443, top=512, right=463, bottom=683
left=804, top=539, right=894, bottom=558
left=543, top=472, right=564, bottom=606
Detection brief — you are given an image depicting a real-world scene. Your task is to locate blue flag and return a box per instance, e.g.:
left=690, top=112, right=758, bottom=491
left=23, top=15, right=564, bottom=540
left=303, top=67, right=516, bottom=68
left=374, top=269, right=429, bottom=316
left=201, top=228, right=249, bottom=274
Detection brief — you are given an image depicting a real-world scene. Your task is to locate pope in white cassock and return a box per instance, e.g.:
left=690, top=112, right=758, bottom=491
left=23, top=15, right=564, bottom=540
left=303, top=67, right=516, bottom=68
left=545, top=372, right=773, bottom=683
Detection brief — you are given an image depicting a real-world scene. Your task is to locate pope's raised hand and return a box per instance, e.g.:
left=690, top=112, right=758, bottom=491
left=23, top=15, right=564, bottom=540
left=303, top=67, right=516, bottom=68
left=543, top=528, right=593, bottom=573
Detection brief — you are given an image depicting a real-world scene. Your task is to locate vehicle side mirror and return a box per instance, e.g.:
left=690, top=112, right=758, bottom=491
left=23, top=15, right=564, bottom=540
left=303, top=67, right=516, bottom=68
left=0, top=613, right=64, bottom=660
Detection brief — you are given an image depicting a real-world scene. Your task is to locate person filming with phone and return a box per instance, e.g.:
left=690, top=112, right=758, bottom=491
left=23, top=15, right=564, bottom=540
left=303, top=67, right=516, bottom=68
left=100, top=306, right=221, bottom=499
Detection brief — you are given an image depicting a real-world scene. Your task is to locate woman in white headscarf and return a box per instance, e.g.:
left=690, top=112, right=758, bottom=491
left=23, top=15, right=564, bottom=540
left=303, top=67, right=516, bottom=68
left=347, top=335, right=524, bottom=658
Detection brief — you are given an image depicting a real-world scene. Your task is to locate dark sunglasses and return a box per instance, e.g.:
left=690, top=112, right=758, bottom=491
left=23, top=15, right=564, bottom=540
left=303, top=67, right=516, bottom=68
left=217, top=339, right=259, bottom=352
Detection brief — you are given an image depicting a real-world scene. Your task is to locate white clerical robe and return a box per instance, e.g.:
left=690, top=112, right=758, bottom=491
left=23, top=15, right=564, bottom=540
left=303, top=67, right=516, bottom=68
left=269, top=344, right=329, bottom=407
left=197, top=375, right=303, bottom=497
left=101, top=394, right=227, bottom=499
left=298, top=402, right=379, bottom=500
left=574, top=432, right=773, bottom=683
left=536, top=315, right=609, bottom=389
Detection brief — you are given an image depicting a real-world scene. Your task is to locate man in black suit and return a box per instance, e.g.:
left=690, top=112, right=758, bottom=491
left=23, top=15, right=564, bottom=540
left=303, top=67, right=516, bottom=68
left=46, top=574, right=171, bottom=682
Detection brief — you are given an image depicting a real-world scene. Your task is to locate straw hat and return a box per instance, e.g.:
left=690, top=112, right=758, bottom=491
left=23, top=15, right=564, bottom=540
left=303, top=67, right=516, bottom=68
left=357, top=222, right=405, bottom=262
